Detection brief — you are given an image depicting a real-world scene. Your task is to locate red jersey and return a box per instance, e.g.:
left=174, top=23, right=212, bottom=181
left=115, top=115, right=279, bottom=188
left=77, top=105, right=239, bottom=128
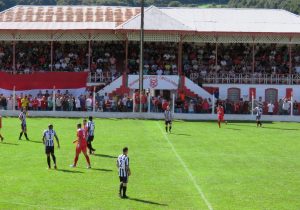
left=83, top=124, right=88, bottom=138
left=217, top=107, right=224, bottom=117
left=77, top=128, right=87, bottom=145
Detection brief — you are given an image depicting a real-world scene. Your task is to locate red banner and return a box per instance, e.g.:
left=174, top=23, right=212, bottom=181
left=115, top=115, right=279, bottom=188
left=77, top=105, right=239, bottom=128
left=0, top=72, right=88, bottom=90
left=249, top=88, right=256, bottom=99
left=286, top=88, right=293, bottom=99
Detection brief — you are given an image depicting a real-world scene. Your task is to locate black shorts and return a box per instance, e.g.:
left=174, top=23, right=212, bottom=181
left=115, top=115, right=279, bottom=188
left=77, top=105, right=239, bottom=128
left=165, top=121, right=172, bottom=126
left=45, top=146, right=54, bottom=154
left=256, top=116, right=261, bottom=121
left=87, top=136, right=94, bottom=142
left=119, top=176, right=128, bottom=183
left=21, top=123, right=26, bottom=130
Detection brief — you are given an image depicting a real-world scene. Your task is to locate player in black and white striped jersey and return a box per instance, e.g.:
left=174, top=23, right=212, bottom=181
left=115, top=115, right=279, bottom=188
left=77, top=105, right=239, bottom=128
left=86, top=116, right=96, bottom=154
left=116, top=147, right=131, bottom=199
left=42, top=124, right=60, bottom=169
left=164, top=106, right=173, bottom=133
left=18, top=109, right=29, bottom=141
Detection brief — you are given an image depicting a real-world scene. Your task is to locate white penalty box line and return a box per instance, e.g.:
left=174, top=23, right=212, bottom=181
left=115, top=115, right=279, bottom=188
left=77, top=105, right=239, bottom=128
left=156, top=122, right=213, bottom=210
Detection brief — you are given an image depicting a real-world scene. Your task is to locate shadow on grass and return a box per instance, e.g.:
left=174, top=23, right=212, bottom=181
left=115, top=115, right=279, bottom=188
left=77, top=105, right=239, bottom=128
left=170, top=133, right=191, bottom=136
left=56, top=169, right=84, bottom=173
left=28, top=140, right=43, bottom=144
left=225, top=128, right=241, bottom=131
left=1, top=142, right=19, bottom=146
left=128, top=198, right=168, bottom=206
left=93, top=154, right=117, bottom=159
left=90, top=168, right=113, bottom=172
left=261, top=127, right=299, bottom=131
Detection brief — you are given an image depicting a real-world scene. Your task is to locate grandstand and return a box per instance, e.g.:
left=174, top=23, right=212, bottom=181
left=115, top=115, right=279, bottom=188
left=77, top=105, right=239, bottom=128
left=0, top=5, right=300, bottom=118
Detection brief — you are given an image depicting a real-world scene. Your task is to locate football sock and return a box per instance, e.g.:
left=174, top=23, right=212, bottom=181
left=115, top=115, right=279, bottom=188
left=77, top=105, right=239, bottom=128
left=19, top=132, right=23, bottom=139
left=169, top=126, right=172, bottom=132
left=87, top=143, right=92, bottom=153
left=218, top=121, right=221, bottom=128
left=123, top=186, right=127, bottom=197
left=51, top=154, right=56, bottom=164
left=24, top=133, right=29, bottom=140
left=165, top=126, right=168, bottom=132
left=119, top=183, right=123, bottom=194
left=74, top=155, right=79, bottom=166
left=47, top=156, right=51, bottom=168
left=85, top=154, right=91, bottom=165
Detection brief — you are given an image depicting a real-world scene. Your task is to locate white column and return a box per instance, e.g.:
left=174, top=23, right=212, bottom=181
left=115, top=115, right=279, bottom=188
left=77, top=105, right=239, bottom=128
left=12, top=86, right=16, bottom=111
left=212, top=94, right=215, bottom=114
left=133, top=92, right=135, bottom=113
left=251, top=93, right=254, bottom=116
left=290, top=92, right=293, bottom=116
left=52, top=87, right=56, bottom=112
left=148, top=94, right=151, bottom=113
left=93, top=87, right=96, bottom=112
left=172, top=93, right=175, bottom=115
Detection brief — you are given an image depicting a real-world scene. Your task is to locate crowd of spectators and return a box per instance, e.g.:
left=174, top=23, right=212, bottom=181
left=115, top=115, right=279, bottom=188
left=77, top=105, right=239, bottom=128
left=128, top=42, right=178, bottom=75
left=1, top=41, right=300, bottom=83
left=0, top=91, right=299, bottom=115
left=172, top=95, right=299, bottom=115
left=183, top=43, right=300, bottom=83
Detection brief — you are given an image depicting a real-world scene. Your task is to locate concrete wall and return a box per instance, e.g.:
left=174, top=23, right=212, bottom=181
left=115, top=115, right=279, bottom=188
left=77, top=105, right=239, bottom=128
left=1, top=110, right=300, bottom=122
left=203, top=84, right=300, bottom=101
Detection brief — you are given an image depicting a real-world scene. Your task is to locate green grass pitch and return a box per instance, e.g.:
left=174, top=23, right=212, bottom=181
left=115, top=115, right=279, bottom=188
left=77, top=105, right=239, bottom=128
left=0, top=117, right=299, bottom=210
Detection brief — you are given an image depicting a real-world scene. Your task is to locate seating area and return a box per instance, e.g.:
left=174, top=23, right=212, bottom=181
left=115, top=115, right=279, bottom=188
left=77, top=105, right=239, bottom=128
left=1, top=41, right=300, bottom=84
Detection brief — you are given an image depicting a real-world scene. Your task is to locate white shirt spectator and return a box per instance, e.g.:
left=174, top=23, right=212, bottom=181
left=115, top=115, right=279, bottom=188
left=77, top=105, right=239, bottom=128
left=267, top=103, right=274, bottom=113
left=75, top=98, right=81, bottom=109
left=55, top=63, right=61, bottom=70
left=56, top=97, right=62, bottom=107
left=86, top=97, right=93, bottom=109
left=156, top=69, right=163, bottom=75
left=282, top=101, right=290, bottom=111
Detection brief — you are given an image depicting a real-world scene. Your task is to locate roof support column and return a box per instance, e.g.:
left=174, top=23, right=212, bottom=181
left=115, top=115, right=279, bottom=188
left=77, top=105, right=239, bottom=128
left=252, top=42, right=255, bottom=75
left=177, top=35, right=183, bottom=75
left=289, top=40, right=292, bottom=75
left=88, top=34, right=92, bottom=71
left=125, top=35, right=128, bottom=74
left=215, top=37, right=218, bottom=66
left=12, top=39, right=16, bottom=74
left=50, top=40, right=53, bottom=72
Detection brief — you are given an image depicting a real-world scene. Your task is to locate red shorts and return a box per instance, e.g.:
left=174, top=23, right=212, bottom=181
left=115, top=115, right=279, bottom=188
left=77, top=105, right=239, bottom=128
left=76, top=143, right=87, bottom=154
left=218, top=115, right=224, bottom=121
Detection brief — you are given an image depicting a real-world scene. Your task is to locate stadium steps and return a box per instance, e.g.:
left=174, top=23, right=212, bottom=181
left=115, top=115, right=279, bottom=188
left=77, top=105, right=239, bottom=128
left=183, top=77, right=212, bottom=99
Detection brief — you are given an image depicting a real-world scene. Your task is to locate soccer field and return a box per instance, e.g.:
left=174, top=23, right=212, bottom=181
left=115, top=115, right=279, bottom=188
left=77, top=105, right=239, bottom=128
left=0, top=118, right=299, bottom=210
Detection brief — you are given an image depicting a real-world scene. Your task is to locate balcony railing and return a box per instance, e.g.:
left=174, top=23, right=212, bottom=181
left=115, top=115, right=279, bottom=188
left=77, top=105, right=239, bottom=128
left=193, top=73, right=300, bottom=85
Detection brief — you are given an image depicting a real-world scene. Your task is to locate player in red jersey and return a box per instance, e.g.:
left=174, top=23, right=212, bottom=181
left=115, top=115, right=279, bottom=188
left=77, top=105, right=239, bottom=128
left=70, top=123, right=91, bottom=168
left=83, top=119, right=88, bottom=137
left=217, top=104, right=226, bottom=128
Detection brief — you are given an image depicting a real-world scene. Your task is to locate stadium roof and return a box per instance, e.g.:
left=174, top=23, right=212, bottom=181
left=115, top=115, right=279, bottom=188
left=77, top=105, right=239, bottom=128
left=0, top=5, right=300, bottom=34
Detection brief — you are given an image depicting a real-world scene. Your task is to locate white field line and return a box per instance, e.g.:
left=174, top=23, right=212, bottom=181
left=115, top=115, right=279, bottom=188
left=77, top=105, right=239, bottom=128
left=0, top=200, right=66, bottom=209
left=156, top=122, right=213, bottom=210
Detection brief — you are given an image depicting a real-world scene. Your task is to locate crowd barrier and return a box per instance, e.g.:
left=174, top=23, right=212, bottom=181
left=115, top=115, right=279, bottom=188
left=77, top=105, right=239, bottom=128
left=1, top=110, right=300, bottom=122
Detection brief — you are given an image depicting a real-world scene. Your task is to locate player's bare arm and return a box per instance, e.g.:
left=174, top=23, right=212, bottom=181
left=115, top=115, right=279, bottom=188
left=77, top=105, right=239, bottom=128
left=55, top=134, right=60, bottom=149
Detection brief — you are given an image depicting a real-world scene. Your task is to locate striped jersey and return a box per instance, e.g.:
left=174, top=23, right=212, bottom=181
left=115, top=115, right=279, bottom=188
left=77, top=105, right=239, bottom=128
left=117, top=154, right=129, bottom=177
left=87, top=121, right=95, bottom=136
left=255, top=107, right=263, bottom=117
left=19, top=112, right=26, bottom=124
left=164, top=110, right=172, bottom=121
left=43, top=129, right=56, bottom=147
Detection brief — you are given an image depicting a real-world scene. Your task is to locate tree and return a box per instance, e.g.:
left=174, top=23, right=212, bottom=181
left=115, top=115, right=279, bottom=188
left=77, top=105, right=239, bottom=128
left=168, top=1, right=181, bottom=7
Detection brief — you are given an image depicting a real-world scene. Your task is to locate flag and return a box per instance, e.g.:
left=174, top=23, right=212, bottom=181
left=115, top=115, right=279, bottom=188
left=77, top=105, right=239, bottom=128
left=0, top=72, right=88, bottom=97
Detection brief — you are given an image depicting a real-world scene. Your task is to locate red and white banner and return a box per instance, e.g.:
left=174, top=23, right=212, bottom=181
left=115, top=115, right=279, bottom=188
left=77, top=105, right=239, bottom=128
left=128, top=75, right=179, bottom=90
left=0, top=72, right=88, bottom=96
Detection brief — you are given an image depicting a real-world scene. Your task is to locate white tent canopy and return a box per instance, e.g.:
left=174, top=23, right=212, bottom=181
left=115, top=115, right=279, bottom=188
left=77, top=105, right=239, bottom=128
left=0, top=5, right=300, bottom=34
